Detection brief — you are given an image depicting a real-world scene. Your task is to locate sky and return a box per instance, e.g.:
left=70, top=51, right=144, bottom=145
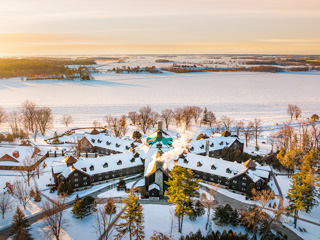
left=0, top=0, right=320, bottom=55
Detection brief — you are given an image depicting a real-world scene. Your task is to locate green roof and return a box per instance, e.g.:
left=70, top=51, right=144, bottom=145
left=147, top=136, right=172, bottom=147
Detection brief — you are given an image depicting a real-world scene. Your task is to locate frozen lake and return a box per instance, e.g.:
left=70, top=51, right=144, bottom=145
left=0, top=71, right=319, bottom=127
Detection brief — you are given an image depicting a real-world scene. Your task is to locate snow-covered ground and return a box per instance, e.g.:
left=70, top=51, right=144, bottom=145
left=30, top=203, right=254, bottom=240
left=0, top=60, right=319, bottom=129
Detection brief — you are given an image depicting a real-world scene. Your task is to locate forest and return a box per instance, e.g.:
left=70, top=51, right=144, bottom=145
left=0, top=58, right=96, bottom=79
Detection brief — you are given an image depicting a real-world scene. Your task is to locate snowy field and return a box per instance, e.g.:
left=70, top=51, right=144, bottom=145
left=0, top=60, right=320, bottom=129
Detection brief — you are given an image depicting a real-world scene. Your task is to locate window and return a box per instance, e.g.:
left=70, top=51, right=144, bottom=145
left=211, top=165, right=216, bottom=170
left=112, top=174, right=116, bottom=177
left=60, top=176, right=64, bottom=180
left=117, top=160, right=122, bottom=165
left=83, top=177, right=87, bottom=180
left=84, top=182, right=87, bottom=186
left=74, top=179, right=78, bottom=182
left=233, top=180, right=237, bottom=184
left=74, top=173, right=78, bottom=177
left=242, top=177, right=246, bottom=180
left=242, top=188, right=246, bottom=191
left=103, top=163, right=108, bottom=168
left=242, top=182, right=246, bottom=186
left=90, top=165, right=94, bottom=171
left=210, top=178, right=214, bottom=181
left=75, top=184, right=79, bottom=187
left=98, top=177, right=102, bottom=180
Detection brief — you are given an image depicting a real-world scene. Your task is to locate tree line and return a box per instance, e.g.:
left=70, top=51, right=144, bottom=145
left=0, top=58, right=96, bottom=79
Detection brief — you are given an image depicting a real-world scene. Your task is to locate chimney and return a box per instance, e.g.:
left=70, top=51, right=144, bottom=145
left=13, top=151, right=20, bottom=159
left=205, top=140, right=209, bottom=156
left=157, top=121, right=163, bottom=138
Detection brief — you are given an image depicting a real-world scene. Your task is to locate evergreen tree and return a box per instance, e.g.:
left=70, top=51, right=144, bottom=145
left=188, top=200, right=205, bottom=221
left=72, top=196, right=95, bottom=219
left=115, top=193, right=144, bottom=240
left=10, top=207, right=33, bottom=240
left=132, top=131, right=142, bottom=140
left=117, top=178, right=126, bottom=191
left=72, top=199, right=86, bottom=219
left=165, top=166, right=200, bottom=233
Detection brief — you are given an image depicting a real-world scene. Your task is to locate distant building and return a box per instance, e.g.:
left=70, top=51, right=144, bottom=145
left=78, top=131, right=136, bottom=155
left=188, top=133, right=244, bottom=158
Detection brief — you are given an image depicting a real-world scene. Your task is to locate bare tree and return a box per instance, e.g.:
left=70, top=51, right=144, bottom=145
left=191, top=106, right=203, bottom=124
left=21, top=100, right=37, bottom=133
left=242, top=121, right=254, bottom=147
left=61, top=115, right=73, bottom=128
left=138, top=105, right=152, bottom=134
left=95, top=198, right=118, bottom=240
left=150, top=112, right=160, bottom=128
left=235, top=120, right=244, bottom=136
left=294, top=106, right=302, bottom=120
left=253, top=118, right=262, bottom=147
left=0, top=192, right=12, bottom=219
left=206, top=111, right=216, bottom=127
left=287, top=104, right=295, bottom=119
left=119, top=115, right=128, bottom=136
left=93, top=120, right=102, bottom=128
left=220, top=116, right=234, bottom=131
left=42, top=197, right=68, bottom=240
left=105, top=115, right=121, bottom=137
left=36, top=107, right=53, bottom=136
left=8, top=111, right=24, bottom=136
left=287, top=104, right=302, bottom=120
left=0, top=106, right=7, bottom=128
left=181, top=106, right=194, bottom=130
left=13, top=180, right=29, bottom=209
left=128, top=111, right=138, bottom=126
left=200, top=184, right=218, bottom=230
left=18, top=156, right=36, bottom=186
left=161, top=109, right=174, bottom=130
left=174, top=108, right=183, bottom=128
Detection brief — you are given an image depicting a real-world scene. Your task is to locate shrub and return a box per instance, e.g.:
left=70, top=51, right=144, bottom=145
left=57, top=182, right=73, bottom=196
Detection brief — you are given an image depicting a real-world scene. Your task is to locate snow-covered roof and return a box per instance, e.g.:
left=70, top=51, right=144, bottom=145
left=148, top=183, right=160, bottom=191
left=0, top=145, right=44, bottom=166
left=246, top=170, right=263, bottom=182
left=188, top=136, right=243, bottom=154
left=176, top=153, right=247, bottom=179
left=65, top=152, right=143, bottom=177
left=83, top=133, right=136, bottom=153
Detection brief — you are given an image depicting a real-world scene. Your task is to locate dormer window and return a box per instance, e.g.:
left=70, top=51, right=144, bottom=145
left=106, top=141, right=111, bottom=145
left=60, top=176, right=64, bottom=180
left=134, top=152, right=140, bottom=158
left=226, top=168, right=231, bottom=174
left=210, top=143, right=214, bottom=147
left=219, top=141, right=223, bottom=145
left=125, top=146, right=130, bottom=150
left=82, top=168, right=87, bottom=172
left=98, top=139, right=102, bottom=143
left=211, top=164, right=216, bottom=170
left=200, top=145, right=204, bottom=149
left=184, top=159, right=189, bottom=164
left=90, top=165, right=94, bottom=171
left=103, top=162, right=108, bottom=168
left=116, top=143, right=120, bottom=148
left=130, top=158, right=135, bottom=163
left=226, top=142, right=229, bottom=146
left=197, top=161, right=203, bottom=167
left=117, top=160, right=122, bottom=165
left=189, top=146, right=194, bottom=151
left=91, top=139, right=95, bottom=143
